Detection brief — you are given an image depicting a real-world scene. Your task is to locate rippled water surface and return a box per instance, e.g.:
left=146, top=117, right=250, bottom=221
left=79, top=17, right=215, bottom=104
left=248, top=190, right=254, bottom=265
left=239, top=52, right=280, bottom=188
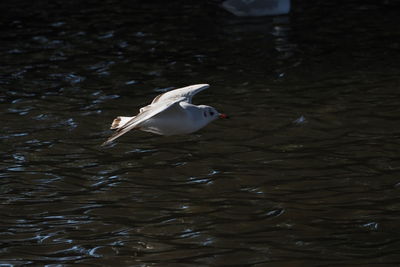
left=2, top=0, right=400, bottom=265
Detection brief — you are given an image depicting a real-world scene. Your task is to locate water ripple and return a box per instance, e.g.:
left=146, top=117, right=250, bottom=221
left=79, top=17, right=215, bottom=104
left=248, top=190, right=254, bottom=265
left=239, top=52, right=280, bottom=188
left=0, top=0, right=400, bottom=266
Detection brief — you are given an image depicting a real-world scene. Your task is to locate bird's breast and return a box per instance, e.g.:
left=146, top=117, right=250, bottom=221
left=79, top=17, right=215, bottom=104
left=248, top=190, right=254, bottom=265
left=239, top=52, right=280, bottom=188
left=139, top=110, right=198, bottom=135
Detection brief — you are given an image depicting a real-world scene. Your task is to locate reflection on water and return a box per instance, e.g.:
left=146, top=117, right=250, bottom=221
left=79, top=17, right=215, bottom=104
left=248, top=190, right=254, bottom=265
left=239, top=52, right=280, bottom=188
left=222, top=0, right=291, bottom=17
left=1, top=0, right=400, bottom=265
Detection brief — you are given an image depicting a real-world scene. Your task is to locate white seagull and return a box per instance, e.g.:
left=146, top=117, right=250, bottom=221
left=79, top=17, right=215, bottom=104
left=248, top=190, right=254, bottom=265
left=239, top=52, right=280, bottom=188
left=102, top=84, right=227, bottom=146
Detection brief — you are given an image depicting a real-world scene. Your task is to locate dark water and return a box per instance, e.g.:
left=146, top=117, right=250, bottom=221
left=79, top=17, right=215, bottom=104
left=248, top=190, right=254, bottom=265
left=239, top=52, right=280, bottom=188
left=1, top=0, right=400, bottom=265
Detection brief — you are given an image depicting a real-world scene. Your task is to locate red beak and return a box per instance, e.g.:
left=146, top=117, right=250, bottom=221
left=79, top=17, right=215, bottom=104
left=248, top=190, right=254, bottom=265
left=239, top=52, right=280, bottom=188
left=219, top=113, right=228, bottom=119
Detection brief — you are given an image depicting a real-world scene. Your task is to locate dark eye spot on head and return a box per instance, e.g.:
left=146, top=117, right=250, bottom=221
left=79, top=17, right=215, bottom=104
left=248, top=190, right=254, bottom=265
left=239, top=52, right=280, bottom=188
left=209, top=111, right=214, bottom=116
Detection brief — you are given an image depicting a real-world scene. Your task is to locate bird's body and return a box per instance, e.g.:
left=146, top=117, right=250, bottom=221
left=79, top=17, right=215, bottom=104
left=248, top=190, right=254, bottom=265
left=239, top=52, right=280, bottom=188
left=138, top=102, right=208, bottom=135
left=102, top=84, right=226, bottom=146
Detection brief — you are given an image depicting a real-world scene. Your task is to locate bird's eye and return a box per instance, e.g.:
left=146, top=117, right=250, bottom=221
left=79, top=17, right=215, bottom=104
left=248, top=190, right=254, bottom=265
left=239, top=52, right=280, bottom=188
left=209, top=111, right=214, bottom=116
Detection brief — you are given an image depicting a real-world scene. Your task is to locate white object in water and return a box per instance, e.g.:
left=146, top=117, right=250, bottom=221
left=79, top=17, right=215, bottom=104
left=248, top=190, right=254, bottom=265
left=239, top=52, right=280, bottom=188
left=102, top=84, right=228, bottom=146
left=222, top=0, right=290, bottom=17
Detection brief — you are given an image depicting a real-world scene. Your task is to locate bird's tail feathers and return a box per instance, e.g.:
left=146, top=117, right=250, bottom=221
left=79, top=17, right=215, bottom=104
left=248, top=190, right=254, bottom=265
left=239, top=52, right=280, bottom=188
left=102, top=116, right=138, bottom=146
left=110, top=116, right=134, bottom=129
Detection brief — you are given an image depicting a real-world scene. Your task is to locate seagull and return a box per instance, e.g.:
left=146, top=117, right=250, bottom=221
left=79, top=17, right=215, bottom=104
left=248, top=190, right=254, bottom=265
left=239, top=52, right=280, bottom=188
left=102, top=84, right=228, bottom=146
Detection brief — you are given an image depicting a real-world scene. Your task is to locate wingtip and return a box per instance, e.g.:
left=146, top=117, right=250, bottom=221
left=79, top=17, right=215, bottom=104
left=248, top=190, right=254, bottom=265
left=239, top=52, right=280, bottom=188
left=101, top=139, right=112, bottom=147
left=190, top=83, right=210, bottom=89
left=101, top=134, right=118, bottom=147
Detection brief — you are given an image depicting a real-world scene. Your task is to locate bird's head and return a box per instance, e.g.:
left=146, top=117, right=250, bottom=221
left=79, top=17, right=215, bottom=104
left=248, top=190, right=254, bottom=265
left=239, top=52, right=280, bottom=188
left=199, top=105, right=228, bottom=122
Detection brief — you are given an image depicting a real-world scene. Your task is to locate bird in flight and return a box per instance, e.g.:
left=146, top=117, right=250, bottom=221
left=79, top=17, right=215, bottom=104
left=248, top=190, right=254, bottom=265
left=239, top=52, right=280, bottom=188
left=102, top=84, right=227, bottom=146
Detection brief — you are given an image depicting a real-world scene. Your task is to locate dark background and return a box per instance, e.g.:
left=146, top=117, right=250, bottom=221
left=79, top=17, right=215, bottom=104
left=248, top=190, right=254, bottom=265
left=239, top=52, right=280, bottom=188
left=1, top=0, right=400, bottom=266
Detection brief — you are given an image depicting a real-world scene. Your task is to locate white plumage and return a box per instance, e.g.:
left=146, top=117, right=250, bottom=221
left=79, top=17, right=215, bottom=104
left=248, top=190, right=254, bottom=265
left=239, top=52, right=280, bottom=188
left=102, top=84, right=227, bottom=146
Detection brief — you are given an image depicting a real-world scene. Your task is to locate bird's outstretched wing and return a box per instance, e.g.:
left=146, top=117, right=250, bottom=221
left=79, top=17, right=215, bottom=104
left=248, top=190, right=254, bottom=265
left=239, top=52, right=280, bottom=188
left=151, top=84, right=209, bottom=105
left=102, top=97, right=185, bottom=146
